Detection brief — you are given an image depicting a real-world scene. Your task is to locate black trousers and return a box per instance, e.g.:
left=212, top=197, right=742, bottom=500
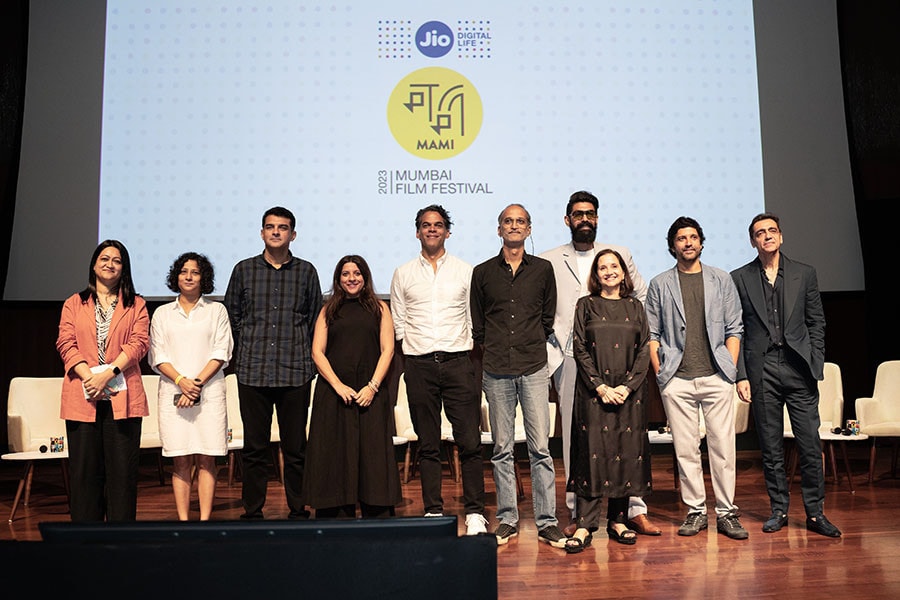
left=753, top=347, right=826, bottom=517
left=66, top=401, right=142, bottom=522
left=404, top=352, right=485, bottom=515
left=238, top=382, right=311, bottom=519
left=575, top=495, right=629, bottom=532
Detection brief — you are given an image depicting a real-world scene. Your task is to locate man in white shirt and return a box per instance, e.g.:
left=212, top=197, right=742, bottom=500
left=540, top=190, right=660, bottom=537
left=390, top=204, right=488, bottom=535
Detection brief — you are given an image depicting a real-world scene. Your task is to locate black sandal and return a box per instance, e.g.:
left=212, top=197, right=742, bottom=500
left=607, top=522, right=637, bottom=545
left=564, top=531, right=593, bottom=554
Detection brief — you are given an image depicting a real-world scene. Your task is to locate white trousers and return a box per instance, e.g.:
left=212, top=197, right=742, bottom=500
left=659, top=373, right=738, bottom=517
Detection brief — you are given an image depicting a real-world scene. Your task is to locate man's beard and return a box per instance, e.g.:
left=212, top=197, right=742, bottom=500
left=570, top=222, right=597, bottom=244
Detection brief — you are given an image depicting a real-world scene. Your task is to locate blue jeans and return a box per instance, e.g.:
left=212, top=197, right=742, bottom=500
left=482, top=366, right=558, bottom=530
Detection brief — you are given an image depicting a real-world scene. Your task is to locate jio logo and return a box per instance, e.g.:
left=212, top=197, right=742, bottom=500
left=416, top=20, right=453, bottom=58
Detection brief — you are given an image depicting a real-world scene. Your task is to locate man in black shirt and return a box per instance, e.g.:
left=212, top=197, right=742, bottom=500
left=471, top=203, right=567, bottom=548
left=732, top=213, right=840, bottom=537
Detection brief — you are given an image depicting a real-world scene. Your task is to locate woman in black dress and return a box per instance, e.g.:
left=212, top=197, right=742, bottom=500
left=565, top=248, right=652, bottom=552
left=304, top=255, right=401, bottom=518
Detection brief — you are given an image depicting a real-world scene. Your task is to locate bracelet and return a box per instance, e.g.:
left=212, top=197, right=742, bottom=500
left=368, top=380, right=379, bottom=393
left=174, top=375, right=184, bottom=386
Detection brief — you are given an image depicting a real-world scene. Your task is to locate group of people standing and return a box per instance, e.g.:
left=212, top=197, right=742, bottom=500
left=55, top=194, right=841, bottom=546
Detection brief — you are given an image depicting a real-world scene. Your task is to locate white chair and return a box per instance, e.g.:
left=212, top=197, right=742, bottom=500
left=782, top=362, right=866, bottom=491
left=394, top=373, right=458, bottom=484
left=393, top=374, right=418, bottom=484
left=856, top=360, right=900, bottom=483
left=224, top=373, right=243, bottom=486
left=480, top=393, right=557, bottom=499
left=140, top=374, right=165, bottom=485
left=223, top=373, right=285, bottom=487
left=6, top=377, right=67, bottom=454
left=3, top=377, right=69, bottom=522
left=784, top=362, right=844, bottom=435
left=650, top=385, right=750, bottom=490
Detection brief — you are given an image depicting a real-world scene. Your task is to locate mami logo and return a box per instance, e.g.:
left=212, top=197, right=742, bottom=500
left=416, top=20, right=453, bottom=58
left=387, top=67, right=483, bottom=160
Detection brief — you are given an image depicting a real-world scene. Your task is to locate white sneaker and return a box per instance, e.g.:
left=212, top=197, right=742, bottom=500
left=424, top=512, right=444, bottom=517
left=465, top=513, right=489, bottom=535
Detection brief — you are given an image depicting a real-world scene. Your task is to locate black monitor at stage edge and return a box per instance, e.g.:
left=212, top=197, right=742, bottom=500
left=38, top=515, right=460, bottom=543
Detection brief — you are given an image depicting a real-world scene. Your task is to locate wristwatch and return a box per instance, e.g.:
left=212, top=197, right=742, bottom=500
left=112, top=366, right=121, bottom=376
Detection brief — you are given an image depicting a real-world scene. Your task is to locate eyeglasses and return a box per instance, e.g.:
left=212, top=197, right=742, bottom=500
left=570, top=210, right=598, bottom=221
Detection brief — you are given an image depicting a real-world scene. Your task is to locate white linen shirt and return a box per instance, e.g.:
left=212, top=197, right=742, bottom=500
left=148, top=296, right=234, bottom=396
left=390, top=252, right=473, bottom=356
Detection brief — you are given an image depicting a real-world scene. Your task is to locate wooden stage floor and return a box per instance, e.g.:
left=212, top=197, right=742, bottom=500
left=2, top=445, right=899, bottom=598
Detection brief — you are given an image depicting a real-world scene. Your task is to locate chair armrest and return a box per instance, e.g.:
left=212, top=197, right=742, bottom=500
left=855, top=397, right=884, bottom=429
left=734, top=399, right=751, bottom=434
left=393, top=406, right=417, bottom=440
left=7, top=415, right=30, bottom=453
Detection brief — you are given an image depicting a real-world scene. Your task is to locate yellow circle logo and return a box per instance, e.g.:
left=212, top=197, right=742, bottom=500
left=387, top=67, right=483, bottom=160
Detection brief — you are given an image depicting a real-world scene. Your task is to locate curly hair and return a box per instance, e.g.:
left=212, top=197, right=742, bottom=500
left=165, top=252, right=216, bottom=295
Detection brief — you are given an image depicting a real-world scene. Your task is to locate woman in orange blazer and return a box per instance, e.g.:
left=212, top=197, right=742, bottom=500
left=56, top=239, right=150, bottom=521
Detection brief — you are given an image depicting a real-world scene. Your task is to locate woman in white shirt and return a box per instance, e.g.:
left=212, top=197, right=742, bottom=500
left=149, top=252, right=233, bottom=520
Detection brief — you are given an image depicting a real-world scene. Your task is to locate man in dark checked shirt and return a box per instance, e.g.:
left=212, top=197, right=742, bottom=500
left=224, top=206, right=322, bottom=520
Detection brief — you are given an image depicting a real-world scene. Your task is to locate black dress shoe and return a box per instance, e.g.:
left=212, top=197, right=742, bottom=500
left=762, top=512, right=788, bottom=533
left=806, top=514, right=841, bottom=538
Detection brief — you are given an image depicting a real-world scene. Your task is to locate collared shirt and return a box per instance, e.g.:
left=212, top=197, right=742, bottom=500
left=758, top=261, right=785, bottom=347
left=149, top=296, right=234, bottom=380
left=390, top=251, right=473, bottom=356
left=471, top=250, right=557, bottom=376
left=224, top=253, right=322, bottom=387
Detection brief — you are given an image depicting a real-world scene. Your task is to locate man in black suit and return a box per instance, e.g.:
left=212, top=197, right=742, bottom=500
left=731, top=213, right=841, bottom=537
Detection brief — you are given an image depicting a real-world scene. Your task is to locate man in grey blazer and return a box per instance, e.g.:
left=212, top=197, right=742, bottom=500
left=540, top=190, right=658, bottom=536
left=731, top=213, right=841, bottom=537
left=645, top=216, right=748, bottom=540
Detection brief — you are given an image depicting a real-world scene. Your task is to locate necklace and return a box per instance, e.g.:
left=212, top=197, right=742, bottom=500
left=98, top=291, right=117, bottom=309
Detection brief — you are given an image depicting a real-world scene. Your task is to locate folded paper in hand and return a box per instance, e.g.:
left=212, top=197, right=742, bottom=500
left=83, top=364, right=128, bottom=399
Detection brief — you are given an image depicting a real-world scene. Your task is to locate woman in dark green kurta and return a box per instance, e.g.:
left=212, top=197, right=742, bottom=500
left=565, top=248, right=652, bottom=552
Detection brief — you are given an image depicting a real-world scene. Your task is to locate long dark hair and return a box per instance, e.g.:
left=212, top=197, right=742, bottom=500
left=79, top=239, right=138, bottom=307
left=323, top=255, right=382, bottom=325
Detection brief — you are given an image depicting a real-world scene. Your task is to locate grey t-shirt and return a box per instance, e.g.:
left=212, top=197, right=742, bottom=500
left=675, top=270, right=717, bottom=379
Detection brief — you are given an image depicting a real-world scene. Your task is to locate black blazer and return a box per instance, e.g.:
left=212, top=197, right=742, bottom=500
left=731, top=254, right=826, bottom=392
